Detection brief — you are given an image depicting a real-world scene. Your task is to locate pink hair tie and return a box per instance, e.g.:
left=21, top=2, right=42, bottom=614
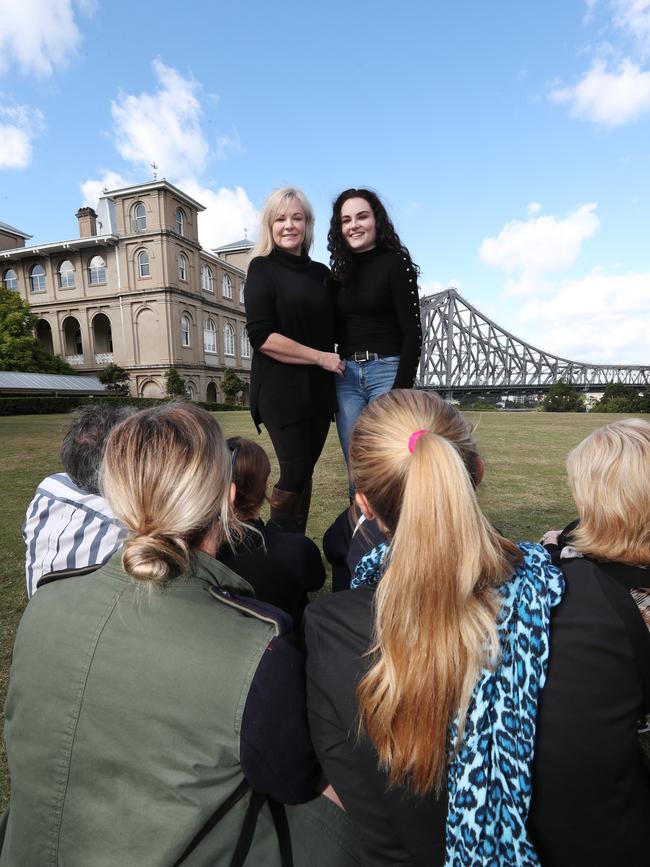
left=408, top=429, right=430, bottom=453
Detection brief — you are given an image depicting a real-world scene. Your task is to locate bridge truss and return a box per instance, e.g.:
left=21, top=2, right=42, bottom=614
left=418, top=289, right=650, bottom=393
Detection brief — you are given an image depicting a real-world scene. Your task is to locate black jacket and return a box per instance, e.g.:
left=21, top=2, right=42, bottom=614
left=245, top=249, right=337, bottom=429
left=218, top=517, right=326, bottom=627
left=305, top=561, right=650, bottom=867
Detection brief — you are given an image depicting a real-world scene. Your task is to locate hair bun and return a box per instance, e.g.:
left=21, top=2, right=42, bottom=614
left=122, top=533, right=187, bottom=585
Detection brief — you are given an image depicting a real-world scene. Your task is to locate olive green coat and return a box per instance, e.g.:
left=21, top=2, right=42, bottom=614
left=0, top=552, right=361, bottom=867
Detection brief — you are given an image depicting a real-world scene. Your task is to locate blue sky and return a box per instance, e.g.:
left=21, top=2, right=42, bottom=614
left=1, top=0, right=650, bottom=364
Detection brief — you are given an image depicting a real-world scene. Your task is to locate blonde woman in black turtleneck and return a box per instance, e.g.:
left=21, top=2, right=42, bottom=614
left=245, top=187, right=344, bottom=531
left=328, top=189, right=422, bottom=492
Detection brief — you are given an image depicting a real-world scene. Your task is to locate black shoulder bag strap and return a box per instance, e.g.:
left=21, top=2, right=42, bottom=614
left=595, top=567, right=650, bottom=715
left=171, top=782, right=293, bottom=867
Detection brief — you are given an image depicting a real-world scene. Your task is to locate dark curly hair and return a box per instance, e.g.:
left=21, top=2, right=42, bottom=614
left=327, top=188, right=420, bottom=285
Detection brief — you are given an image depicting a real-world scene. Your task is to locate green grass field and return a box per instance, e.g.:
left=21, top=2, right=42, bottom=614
left=0, top=409, right=644, bottom=808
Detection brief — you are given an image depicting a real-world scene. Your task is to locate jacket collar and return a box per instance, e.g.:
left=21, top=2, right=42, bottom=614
left=102, top=549, right=255, bottom=596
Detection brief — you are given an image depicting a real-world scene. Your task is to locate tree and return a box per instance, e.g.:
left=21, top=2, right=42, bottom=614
left=0, top=285, right=73, bottom=373
left=541, top=381, right=585, bottom=412
left=99, top=363, right=131, bottom=396
left=221, top=369, right=244, bottom=405
left=165, top=367, right=189, bottom=399
left=591, top=383, right=647, bottom=413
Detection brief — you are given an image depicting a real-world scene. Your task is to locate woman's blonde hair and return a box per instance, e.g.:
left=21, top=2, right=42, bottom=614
left=350, top=389, right=521, bottom=795
left=251, top=187, right=315, bottom=258
left=101, top=403, right=240, bottom=585
left=566, top=417, right=650, bottom=565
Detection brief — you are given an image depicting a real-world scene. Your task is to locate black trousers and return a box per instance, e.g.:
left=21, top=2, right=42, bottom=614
left=263, top=413, right=331, bottom=492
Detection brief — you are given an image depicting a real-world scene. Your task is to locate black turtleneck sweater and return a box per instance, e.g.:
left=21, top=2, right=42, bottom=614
left=335, top=247, right=422, bottom=389
left=245, top=248, right=337, bottom=428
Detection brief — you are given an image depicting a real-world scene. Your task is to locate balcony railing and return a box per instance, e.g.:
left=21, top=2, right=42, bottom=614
left=65, top=355, right=84, bottom=366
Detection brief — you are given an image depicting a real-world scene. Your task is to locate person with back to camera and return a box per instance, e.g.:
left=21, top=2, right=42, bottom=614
left=23, top=403, right=133, bottom=598
left=530, top=418, right=650, bottom=866
left=245, top=187, right=344, bottom=533
left=217, top=436, right=326, bottom=626
left=1, top=403, right=362, bottom=867
left=304, top=389, right=647, bottom=867
left=327, top=189, right=422, bottom=492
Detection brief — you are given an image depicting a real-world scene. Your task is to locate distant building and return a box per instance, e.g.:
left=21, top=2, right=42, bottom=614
left=0, top=181, right=253, bottom=402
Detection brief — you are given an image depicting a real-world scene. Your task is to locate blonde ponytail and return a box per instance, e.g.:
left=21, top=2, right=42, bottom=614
left=351, top=390, right=520, bottom=794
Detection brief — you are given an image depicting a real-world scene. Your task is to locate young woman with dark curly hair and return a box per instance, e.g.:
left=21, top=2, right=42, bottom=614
left=327, top=189, right=422, bottom=487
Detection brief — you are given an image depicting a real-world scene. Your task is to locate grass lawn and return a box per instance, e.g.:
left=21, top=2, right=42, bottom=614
left=0, top=408, right=645, bottom=808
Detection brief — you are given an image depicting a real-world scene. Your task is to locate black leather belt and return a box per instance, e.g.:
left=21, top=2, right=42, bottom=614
left=345, top=351, right=385, bottom=363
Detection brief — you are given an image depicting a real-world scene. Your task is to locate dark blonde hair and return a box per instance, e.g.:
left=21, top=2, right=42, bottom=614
left=228, top=436, right=271, bottom=521
left=350, top=390, right=521, bottom=795
left=567, top=417, right=650, bottom=565
left=101, top=403, right=239, bottom=585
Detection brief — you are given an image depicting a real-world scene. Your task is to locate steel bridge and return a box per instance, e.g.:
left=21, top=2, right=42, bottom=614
left=418, top=288, right=650, bottom=394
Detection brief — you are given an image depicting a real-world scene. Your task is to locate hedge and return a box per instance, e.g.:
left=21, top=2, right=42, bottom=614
left=0, top=396, right=245, bottom=416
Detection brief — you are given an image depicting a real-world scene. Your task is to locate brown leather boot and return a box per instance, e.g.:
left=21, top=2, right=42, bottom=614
left=294, top=479, right=312, bottom=534
left=270, top=486, right=303, bottom=529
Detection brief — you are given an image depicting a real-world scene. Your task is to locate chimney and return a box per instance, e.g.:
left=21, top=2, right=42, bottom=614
left=76, top=207, right=97, bottom=238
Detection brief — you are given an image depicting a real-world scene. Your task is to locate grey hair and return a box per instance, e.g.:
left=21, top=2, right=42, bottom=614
left=60, top=404, right=135, bottom=494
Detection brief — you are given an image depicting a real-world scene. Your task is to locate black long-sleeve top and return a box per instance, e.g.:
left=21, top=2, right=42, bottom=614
left=245, top=249, right=337, bottom=428
left=335, top=247, right=422, bottom=389
left=217, top=517, right=326, bottom=626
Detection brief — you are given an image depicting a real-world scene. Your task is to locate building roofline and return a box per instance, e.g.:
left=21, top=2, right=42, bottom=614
left=101, top=180, right=206, bottom=212
left=1, top=235, right=119, bottom=260
left=200, top=249, right=246, bottom=275
left=0, top=221, right=32, bottom=241
left=213, top=238, right=254, bottom=253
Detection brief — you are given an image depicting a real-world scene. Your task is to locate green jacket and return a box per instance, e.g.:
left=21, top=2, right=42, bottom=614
left=1, top=552, right=361, bottom=866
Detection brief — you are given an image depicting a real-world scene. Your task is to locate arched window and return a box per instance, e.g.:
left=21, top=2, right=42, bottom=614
left=133, top=202, right=147, bottom=232
left=176, top=208, right=185, bottom=236
left=178, top=253, right=187, bottom=281
left=63, top=316, right=83, bottom=356
left=88, top=255, right=107, bottom=285
left=203, top=318, right=217, bottom=353
left=30, top=264, right=46, bottom=293
left=137, top=249, right=150, bottom=278
left=223, top=322, right=235, bottom=356
left=3, top=268, right=18, bottom=291
left=201, top=264, right=214, bottom=292
left=222, top=273, right=232, bottom=299
left=240, top=327, right=251, bottom=359
left=181, top=314, right=191, bottom=347
left=58, top=260, right=75, bottom=288
left=239, top=280, right=245, bottom=304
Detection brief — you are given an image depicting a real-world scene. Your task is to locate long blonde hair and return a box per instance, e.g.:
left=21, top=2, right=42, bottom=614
left=251, top=187, right=315, bottom=258
left=101, top=403, right=241, bottom=585
left=350, top=390, right=521, bottom=795
left=567, top=417, right=650, bottom=565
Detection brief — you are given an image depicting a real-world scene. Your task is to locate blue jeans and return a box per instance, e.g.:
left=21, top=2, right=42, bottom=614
left=336, top=356, right=400, bottom=493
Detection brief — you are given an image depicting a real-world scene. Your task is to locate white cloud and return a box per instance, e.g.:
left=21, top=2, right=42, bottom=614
left=81, top=62, right=257, bottom=247
left=479, top=203, right=599, bottom=296
left=612, top=0, right=650, bottom=56
left=111, top=58, right=209, bottom=178
left=80, top=171, right=130, bottom=208
left=0, top=0, right=90, bottom=78
left=0, top=101, right=44, bottom=169
left=517, top=268, right=650, bottom=363
left=179, top=180, right=259, bottom=248
left=550, top=58, right=650, bottom=125
left=527, top=202, right=542, bottom=214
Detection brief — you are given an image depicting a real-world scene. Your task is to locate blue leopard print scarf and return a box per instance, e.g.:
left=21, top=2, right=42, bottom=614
left=351, top=541, right=565, bottom=866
